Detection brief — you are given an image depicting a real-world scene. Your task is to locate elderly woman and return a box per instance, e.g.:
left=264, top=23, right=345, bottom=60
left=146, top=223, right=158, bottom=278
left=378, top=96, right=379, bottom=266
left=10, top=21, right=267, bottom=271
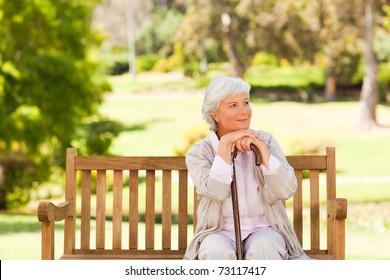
left=184, top=75, right=309, bottom=260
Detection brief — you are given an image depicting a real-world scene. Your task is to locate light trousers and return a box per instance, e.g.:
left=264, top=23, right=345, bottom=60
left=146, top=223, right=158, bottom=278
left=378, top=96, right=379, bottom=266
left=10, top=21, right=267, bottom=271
left=198, top=228, right=288, bottom=260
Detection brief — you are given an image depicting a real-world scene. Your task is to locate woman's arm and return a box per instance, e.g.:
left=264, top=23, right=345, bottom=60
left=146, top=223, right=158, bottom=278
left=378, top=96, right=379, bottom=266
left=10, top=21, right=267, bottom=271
left=257, top=132, right=298, bottom=203
left=186, top=143, right=231, bottom=201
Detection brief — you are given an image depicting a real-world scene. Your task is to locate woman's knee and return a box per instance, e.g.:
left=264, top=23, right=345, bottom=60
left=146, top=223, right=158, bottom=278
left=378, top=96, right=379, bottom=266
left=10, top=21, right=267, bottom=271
left=244, top=230, right=287, bottom=260
left=198, top=234, right=237, bottom=260
left=199, top=246, right=237, bottom=260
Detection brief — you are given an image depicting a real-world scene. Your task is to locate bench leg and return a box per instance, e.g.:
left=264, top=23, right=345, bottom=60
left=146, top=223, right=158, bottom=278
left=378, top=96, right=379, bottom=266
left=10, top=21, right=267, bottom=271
left=334, top=219, right=346, bottom=260
left=41, top=221, right=55, bottom=260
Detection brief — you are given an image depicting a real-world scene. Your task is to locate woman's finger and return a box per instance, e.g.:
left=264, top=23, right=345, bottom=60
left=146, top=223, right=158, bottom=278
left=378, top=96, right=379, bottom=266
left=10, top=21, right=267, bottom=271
left=244, top=137, right=252, bottom=150
left=235, top=139, right=244, bottom=151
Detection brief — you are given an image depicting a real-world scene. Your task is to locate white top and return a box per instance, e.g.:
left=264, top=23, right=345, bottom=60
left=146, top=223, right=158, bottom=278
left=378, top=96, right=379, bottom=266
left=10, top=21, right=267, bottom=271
left=209, top=131, right=281, bottom=241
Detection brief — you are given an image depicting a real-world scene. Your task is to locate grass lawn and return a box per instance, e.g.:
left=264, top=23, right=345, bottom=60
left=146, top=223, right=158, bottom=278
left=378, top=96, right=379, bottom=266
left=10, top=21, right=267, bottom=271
left=0, top=214, right=195, bottom=260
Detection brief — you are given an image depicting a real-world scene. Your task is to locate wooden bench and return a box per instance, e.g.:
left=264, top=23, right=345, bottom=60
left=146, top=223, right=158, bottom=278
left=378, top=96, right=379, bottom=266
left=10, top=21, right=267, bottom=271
left=38, top=147, right=347, bottom=260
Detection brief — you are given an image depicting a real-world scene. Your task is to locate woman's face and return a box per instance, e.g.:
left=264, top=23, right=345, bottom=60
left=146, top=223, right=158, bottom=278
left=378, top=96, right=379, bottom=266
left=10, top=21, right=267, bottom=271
left=212, top=92, right=252, bottom=137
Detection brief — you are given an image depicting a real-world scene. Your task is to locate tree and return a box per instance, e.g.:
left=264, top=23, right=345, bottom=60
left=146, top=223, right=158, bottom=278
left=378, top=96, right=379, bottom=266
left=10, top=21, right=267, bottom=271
left=312, top=0, right=364, bottom=101
left=176, top=0, right=319, bottom=77
left=0, top=0, right=110, bottom=209
left=358, top=0, right=380, bottom=129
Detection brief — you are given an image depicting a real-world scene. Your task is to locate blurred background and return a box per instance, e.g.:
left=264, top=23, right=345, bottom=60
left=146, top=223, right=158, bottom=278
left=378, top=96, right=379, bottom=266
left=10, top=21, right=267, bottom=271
left=0, top=0, right=389, bottom=259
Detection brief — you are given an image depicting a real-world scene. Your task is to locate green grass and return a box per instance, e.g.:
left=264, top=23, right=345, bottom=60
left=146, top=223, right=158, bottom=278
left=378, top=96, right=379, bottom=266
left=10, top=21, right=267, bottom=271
left=0, top=214, right=59, bottom=260
left=0, top=214, right=195, bottom=259
left=100, top=93, right=203, bottom=156
left=346, top=228, right=390, bottom=259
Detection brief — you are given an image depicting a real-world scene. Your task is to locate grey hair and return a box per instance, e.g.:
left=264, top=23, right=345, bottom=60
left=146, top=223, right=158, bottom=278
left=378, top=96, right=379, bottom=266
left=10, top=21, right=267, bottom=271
left=202, top=75, right=251, bottom=131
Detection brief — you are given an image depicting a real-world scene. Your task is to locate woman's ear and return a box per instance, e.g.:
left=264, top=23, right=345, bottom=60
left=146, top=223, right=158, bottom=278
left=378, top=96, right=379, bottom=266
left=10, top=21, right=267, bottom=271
left=210, top=112, right=219, bottom=123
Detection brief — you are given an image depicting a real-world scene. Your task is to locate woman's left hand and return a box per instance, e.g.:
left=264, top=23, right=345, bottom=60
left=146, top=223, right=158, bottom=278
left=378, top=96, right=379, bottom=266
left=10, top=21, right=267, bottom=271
left=235, top=135, right=271, bottom=169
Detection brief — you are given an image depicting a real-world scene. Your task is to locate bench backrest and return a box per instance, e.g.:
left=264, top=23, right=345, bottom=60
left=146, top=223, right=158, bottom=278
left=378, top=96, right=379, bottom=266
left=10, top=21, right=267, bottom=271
left=62, top=147, right=342, bottom=259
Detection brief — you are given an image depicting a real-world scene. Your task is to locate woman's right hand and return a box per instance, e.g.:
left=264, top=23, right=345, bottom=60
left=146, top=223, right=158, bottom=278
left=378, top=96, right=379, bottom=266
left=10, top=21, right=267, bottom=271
left=217, top=130, right=260, bottom=164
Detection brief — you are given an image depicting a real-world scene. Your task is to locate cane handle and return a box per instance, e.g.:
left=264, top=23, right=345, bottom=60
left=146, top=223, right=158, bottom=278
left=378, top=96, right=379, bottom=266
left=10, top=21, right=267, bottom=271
left=250, top=144, right=262, bottom=166
left=232, top=144, right=262, bottom=166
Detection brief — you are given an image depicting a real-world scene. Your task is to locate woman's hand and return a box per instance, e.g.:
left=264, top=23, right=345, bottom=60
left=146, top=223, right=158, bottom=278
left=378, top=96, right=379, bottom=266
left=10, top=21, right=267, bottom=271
left=217, top=130, right=270, bottom=167
left=239, top=136, right=271, bottom=169
left=216, top=130, right=255, bottom=164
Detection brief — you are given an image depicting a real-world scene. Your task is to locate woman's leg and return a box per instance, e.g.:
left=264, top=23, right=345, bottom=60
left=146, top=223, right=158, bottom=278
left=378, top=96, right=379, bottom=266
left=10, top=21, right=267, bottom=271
left=198, top=233, right=237, bottom=260
left=243, top=228, right=288, bottom=260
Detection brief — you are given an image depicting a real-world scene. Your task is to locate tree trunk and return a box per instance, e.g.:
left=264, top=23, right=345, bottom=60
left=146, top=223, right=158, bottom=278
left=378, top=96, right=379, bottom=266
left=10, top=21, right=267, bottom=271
left=0, top=190, right=5, bottom=210
left=325, top=65, right=337, bottom=101
left=225, top=34, right=246, bottom=78
left=0, top=165, right=5, bottom=209
left=358, top=0, right=378, bottom=129
left=219, top=10, right=247, bottom=78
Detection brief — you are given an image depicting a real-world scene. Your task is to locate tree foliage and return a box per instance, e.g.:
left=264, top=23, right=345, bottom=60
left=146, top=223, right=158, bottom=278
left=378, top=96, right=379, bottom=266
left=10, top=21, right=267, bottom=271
left=176, top=0, right=390, bottom=105
left=0, top=0, right=111, bottom=209
left=310, top=0, right=364, bottom=100
left=176, top=0, right=320, bottom=77
left=135, top=7, right=183, bottom=57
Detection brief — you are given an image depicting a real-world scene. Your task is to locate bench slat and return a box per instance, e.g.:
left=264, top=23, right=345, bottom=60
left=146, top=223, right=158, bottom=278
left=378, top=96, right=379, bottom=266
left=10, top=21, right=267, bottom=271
left=75, top=156, right=187, bottom=170
left=178, top=170, right=188, bottom=250
left=65, top=249, right=187, bottom=260
left=326, top=147, right=337, bottom=256
left=113, top=170, right=123, bottom=249
left=287, top=156, right=326, bottom=170
left=310, top=170, right=320, bottom=250
left=293, top=170, right=303, bottom=245
left=162, top=170, right=172, bottom=250
left=81, top=171, right=91, bottom=250
left=129, top=170, right=138, bottom=249
left=96, top=170, right=106, bottom=249
left=145, top=170, right=155, bottom=249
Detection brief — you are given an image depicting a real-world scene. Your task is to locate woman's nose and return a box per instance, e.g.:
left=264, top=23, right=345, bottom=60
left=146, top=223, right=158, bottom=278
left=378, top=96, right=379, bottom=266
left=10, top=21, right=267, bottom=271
left=239, top=104, right=250, bottom=115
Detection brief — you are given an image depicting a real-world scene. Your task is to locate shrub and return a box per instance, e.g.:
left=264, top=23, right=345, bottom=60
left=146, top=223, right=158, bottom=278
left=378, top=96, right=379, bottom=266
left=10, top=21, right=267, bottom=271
left=252, top=52, right=279, bottom=66
left=174, top=126, right=210, bottom=156
left=136, top=54, right=161, bottom=72
left=110, top=61, right=129, bottom=75
left=72, top=117, right=124, bottom=156
left=287, top=136, right=334, bottom=156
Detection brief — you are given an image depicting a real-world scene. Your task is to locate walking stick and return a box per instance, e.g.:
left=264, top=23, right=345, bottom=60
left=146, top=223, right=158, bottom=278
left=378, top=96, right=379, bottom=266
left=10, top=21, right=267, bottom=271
left=231, top=143, right=262, bottom=259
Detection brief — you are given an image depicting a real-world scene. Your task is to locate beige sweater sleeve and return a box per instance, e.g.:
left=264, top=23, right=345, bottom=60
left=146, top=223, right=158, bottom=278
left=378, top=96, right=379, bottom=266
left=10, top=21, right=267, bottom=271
left=256, top=131, right=298, bottom=204
left=185, top=139, right=231, bottom=202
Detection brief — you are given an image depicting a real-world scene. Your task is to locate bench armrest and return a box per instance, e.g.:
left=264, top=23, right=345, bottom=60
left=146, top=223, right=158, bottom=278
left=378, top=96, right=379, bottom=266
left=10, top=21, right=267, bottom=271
left=327, top=198, right=347, bottom=220
left=38, top=201, right=73, bottom=259
left=38, top=201, right=73, bottom=222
